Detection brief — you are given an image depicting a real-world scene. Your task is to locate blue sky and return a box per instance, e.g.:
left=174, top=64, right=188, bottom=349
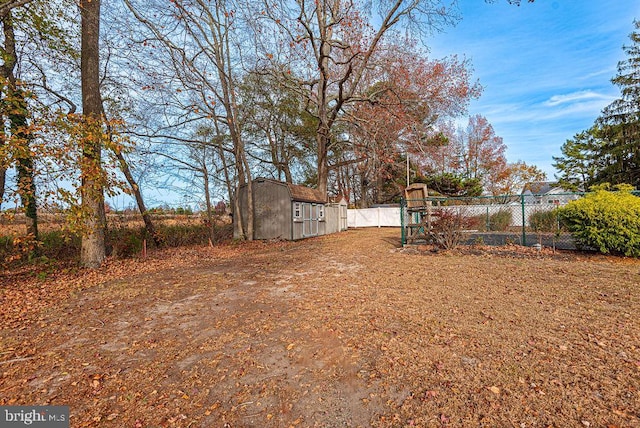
left=427, top=1, right=640, bottom=179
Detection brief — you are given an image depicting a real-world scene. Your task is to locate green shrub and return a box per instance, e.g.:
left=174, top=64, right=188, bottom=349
left=2, top=218, right=234, bottom=267
left=0, top=230, right=80, bottom=267
left=489, top=209, right=512, bottom=231
left=467, top=209, right=512, bottom=232
left=558, top=187, right=640, bottom=256
left=0, top=235, right=12, bottom=257
left=529, top=210, right=561, bottom=232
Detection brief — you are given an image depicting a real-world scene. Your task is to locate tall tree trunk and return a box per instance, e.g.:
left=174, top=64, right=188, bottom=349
left=80, top=0, right=106, bottom=268
left=315, top=48, right=330, bottom=196
left=233, top=189, right=244, bottom=239
left=215, top=18, right=253, bottom=240
left=267, top=132, right=284, bottom=181
left=314, top=1, right=333, bottom=200
left=213, top=131, right=233, bottom=210
left=10, top=93, right=37, bottom=238
left=212, top=120, right=242, bottom=238
left=241, top=149, right=254, bottom=240
left=0, top=0, right=11, bottom=209
left=316, top=128, right=330, bottom=197
left=283, top=164, right=293, bottom=184
left=1, top=9, right=37, bottom=238
left=0, top=164, right=5, bottom=209
left=202, top=162, right=214, bottom=243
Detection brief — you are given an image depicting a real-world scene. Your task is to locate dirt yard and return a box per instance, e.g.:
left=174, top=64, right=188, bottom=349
left=1, top=228, right=639, bottom=427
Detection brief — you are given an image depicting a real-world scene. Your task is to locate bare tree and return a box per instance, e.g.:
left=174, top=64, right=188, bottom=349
left=122, top=0, right=256, bottom=239
left=262, top=0, right=460, bottom=197
left=151, top=130, right=232, bottom=243
left=107, top=121, right=164, bottom=247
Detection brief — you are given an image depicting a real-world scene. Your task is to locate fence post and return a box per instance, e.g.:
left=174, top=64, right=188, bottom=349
left=486, top=206, right=490, bottom=231
left=401, top=199, right=406, bottom=246
left=521, top=194, right=526, bottom=245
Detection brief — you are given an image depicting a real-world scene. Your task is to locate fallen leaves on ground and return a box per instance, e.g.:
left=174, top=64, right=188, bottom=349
left=1, top=229, right=639, bottom=427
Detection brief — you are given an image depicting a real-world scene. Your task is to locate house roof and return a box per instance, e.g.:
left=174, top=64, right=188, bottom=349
left=286, top=182, right=326, bottom=203
left=329, top=194, right=348, bottom=205
left=522, top=181, right=557, bottom=195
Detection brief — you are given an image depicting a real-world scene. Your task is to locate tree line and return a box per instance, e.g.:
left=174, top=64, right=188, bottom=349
left=0, top=0, right=535, bottom=267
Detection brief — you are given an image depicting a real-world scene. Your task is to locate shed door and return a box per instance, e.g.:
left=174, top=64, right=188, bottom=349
left=302, top=203, right=319, bottom=237
left=340, top=205, right=348, bottom=231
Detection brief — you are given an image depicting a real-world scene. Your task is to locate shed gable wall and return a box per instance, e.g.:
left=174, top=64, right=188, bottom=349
left=253, top=180, right=292, bottom=240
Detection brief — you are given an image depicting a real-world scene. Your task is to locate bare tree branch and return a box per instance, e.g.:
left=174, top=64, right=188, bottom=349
left=0, top=0, right=34, bottom=18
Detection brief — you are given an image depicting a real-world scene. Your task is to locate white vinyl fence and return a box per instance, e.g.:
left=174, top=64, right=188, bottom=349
left=347, top=207, right=402, bottom=228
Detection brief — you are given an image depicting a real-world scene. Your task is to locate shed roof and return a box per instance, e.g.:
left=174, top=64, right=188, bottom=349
left=286, top=182, right=326, bottom=203
left=252, top=177, right=327, bottom=203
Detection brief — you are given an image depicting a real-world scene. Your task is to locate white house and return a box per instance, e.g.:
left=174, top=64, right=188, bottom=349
left=521, top=181, right=580, bottom=205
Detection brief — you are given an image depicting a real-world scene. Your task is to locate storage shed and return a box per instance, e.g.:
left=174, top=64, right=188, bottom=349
left=233, top=178, right=347, bottom=240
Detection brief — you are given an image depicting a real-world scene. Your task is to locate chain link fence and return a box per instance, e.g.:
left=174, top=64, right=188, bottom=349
left=401, top=193, right=586, bottom=249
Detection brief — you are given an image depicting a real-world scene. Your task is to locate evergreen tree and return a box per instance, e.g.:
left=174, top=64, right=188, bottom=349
left=552, top=126, right=603, bottom=191
left=596, top=20, right=640, bottom=187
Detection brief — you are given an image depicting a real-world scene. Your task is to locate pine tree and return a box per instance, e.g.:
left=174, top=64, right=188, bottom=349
left=596, top=20, right=640, bottom=187
left=552, top=127, right=603, bottom=191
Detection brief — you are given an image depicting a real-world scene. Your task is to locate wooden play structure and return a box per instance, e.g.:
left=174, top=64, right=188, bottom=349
left=403, top=183, right=433, bottom=244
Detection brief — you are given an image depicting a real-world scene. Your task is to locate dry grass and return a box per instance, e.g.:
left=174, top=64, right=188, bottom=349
left=1, top=228, right=639, bottom=427
left=0, top=212, right=210, bottom=236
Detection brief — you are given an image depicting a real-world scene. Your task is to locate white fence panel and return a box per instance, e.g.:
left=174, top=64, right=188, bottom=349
left=347, top=207, right=401, bottom=228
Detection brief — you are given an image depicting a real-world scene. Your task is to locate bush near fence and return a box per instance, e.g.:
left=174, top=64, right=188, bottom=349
left=431, top=208, right=477, bottom=249
left=558, top=187, right=640, bottom=257
left=489, top=209, right=512, bottom=231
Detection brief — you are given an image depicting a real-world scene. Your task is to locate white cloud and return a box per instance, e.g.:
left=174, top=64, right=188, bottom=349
left=583, top=67, right=617, bottom=80
left=544, top=90, right=613, bottom=107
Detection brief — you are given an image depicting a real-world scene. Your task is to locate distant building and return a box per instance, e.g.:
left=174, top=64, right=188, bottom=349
left=521, top=181, right=580, bottom=205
